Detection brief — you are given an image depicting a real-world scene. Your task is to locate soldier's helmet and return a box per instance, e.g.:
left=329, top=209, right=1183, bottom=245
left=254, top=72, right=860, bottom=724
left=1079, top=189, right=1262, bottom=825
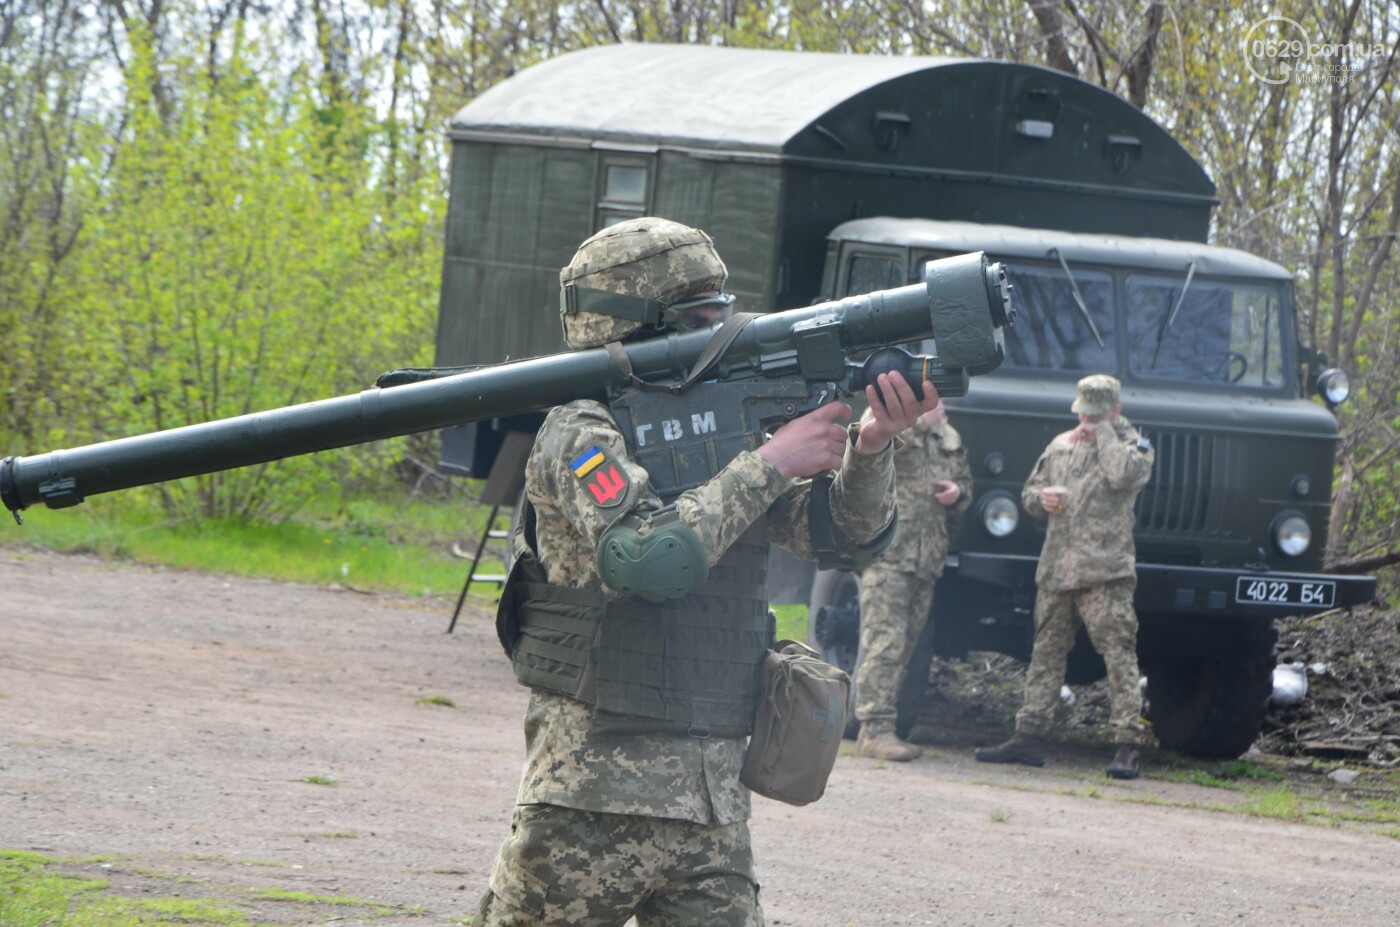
left=1072, top=374, right=1121, bottom=415
left=558, top=217, right=730, bottom=351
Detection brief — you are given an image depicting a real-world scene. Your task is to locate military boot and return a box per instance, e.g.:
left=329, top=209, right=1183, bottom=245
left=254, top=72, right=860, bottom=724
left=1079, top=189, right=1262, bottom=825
left=856, top=728, right=922, bottom=762
left=973, top=732, right=1045, bottom=767
left=1106, top=744, right=1140, bottom=780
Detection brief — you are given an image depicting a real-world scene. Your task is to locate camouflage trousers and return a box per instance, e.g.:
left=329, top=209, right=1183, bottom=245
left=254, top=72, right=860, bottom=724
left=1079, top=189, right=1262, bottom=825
left=476, top=803, right=763, bottom=926
left=855, top=564, right=935, bottom=734
left=1015, top=578, right=1146, bottom=745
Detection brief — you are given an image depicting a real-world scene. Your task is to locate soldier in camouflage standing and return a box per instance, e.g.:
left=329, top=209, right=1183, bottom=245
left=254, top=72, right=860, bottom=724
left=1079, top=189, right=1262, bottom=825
left=477, top=217, right=940, bottom=926
left=975, top=374, right=1154, bottom=779
left=854, top=398, right=972, bottom=761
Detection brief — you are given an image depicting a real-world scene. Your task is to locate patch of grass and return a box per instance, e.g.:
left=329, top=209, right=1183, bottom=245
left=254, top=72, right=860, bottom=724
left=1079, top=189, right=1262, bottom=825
left=301, top=775, right=338, bottom=786
left=251, top=888, right=394, bottom=915
left=1162, top=769, right=1239, bottom=789
left=1235, top=786, right=1307, bottom=821
left=989, top=808, right=1011, bottom=822
left=416, top=695, right=457, bottom=708
left=1335, top=797, right=1400, bottom=826
left=320, top=830, right=362, bottom=839
left=0, top=850, right=256, bottom=927
left=0, top=490, right=501, bottom=600
left=1159, top=756, right=1290, bottom=791
left=74, top=895, right=262, bottom=926
left=1217, top=759, right=1286, bottom=781
left=772, top=604, right=808, bottom=642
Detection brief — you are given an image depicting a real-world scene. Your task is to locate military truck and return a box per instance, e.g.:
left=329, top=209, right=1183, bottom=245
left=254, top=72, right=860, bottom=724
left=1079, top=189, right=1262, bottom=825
left=433, top=43, right=1376, bottom=758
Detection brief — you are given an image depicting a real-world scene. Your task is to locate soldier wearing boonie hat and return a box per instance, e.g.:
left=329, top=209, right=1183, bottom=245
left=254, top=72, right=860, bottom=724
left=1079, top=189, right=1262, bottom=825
left=476, top=217, right=941, bottom=927
left=1070, top=373, right=1120, bottom=415
left=976, top=373, right=1155, bottom=780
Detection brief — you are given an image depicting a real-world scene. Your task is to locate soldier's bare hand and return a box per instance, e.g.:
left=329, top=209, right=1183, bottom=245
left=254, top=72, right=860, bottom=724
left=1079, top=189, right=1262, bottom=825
left=934, top=480, right=961, bottom=506
left=759, top=401, right=852, bottom=479
left=855, top=373, right=939, bottom=455
left=1068, top=423, right=1096, bottom=444
left=1041, top=486, right=1067, bottom=514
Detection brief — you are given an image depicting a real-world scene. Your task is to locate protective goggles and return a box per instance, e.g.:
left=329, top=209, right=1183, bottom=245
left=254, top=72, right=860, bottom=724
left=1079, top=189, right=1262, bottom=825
left=561, top=285, right=735, bottom=330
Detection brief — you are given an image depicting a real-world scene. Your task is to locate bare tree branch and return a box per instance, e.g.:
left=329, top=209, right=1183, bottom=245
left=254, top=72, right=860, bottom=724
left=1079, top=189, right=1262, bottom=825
left=1023, top=0, right=1078, bottom=75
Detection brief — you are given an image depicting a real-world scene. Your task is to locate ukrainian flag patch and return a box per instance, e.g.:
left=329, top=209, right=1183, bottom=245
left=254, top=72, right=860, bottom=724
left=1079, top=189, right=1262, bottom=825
left=569, top=444, right=630, bottom=507
left=570, top=446, right=606, bottom=478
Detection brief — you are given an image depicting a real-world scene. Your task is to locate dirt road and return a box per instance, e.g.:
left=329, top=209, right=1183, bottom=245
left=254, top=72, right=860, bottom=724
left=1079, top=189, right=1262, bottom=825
left=2, top=549, right=1397, bottom=926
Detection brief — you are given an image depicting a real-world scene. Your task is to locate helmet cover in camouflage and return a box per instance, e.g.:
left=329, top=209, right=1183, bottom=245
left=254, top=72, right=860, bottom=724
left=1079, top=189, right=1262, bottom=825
left=1071, top=374, right=1121, bottom=415
left=559, top=217, right=728, bottom=350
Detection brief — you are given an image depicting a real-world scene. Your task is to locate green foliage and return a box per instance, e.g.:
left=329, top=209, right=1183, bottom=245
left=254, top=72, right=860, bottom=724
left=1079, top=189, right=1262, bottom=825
left=0, top=488, right=502, bottom=600
left=9, top=13, right=441, bottom=522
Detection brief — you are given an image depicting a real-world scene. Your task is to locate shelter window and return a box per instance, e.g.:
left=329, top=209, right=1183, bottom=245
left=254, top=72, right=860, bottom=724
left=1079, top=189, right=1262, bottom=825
left=999, top=261, right=1118, bottom=373
left=844, top=253, right=906, bottom=296
left=597, top=159, right=651, bottom=228
left=1126, top=276, right=1286, bottom=389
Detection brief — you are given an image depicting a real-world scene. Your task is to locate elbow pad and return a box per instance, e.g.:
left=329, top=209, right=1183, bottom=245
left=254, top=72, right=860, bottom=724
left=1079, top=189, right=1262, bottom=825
left=597, top=510, right=710, bottom=602
left=808, top=473, right=899, bottom=570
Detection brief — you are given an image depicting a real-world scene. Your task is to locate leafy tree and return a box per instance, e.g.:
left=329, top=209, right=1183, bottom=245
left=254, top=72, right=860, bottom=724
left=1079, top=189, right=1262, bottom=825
left=64, top=19, right=439, bottom=520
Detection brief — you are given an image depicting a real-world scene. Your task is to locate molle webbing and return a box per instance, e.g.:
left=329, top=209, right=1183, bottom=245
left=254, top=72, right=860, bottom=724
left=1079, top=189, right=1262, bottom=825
left=506, top=526, right=773, bottom=737
left=508, top=565, right=604, bottom=699
left=592, top=533, right=771, bottom=737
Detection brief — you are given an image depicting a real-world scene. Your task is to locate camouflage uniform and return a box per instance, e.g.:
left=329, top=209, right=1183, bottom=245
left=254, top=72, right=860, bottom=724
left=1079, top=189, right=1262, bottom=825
left=855, top=415, right=972, bottom=735
left=1016, top=382, right=1154, bottom=745
left=478, top=399, right=897, bottom=926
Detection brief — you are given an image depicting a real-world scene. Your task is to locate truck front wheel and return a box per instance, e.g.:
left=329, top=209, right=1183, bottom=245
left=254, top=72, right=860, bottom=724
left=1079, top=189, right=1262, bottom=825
left=1143, top=625, right=1277, bottom=759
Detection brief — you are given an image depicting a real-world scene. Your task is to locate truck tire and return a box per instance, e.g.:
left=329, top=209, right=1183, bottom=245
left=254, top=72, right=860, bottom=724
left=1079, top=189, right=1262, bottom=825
left=1143, top=625, right=1277, bottom=759
left=807, top=569, right=862, bottom=740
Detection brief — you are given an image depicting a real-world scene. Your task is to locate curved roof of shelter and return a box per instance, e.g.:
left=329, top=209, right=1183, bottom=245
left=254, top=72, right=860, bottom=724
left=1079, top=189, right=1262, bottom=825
left=833, top=218, right=1292, bottom=280
left=452, top=44, right=983, bottom=152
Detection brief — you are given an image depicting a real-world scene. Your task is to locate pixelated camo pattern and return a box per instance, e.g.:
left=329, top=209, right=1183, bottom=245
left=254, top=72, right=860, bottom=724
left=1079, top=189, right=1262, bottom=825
left=1022, top=416, right=1153, bottom=591
left=476, top=803, right=762, bottom=926
left=876, top=416, right=973, bottom=575
left=855, top=416, right=973, bottom=732
left=559, top=217, right=728, bottom=350
left=1071, top=373, right=1122, bottom=415
left=1017, top=580, right=1146, bottom=744
left=513, top=399, right=896, bottom=824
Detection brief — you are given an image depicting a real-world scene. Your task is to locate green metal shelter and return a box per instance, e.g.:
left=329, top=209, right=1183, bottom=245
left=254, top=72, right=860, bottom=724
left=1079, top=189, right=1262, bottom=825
left=434, top=43, right=1217, bottom=473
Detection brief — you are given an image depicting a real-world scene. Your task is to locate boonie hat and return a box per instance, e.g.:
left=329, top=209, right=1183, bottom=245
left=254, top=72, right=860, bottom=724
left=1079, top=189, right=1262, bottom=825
left=1072, top=374, right=1121, bottom=415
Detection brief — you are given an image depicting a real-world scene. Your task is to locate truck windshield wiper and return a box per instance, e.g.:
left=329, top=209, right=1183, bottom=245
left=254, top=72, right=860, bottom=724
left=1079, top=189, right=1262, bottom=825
left=1048, top=248, right=1104, bottom=349
left=1151, top=259, right=1197, bottom=369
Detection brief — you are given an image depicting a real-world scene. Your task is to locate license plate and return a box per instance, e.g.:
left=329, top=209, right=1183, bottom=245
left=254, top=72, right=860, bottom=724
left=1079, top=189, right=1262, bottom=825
left=1235, top=576, right=1336, bottom=608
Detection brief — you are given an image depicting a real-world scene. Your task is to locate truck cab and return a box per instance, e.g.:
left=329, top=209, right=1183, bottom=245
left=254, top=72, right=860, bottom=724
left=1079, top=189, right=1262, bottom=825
left=818, top=219, right=1374, bottom=756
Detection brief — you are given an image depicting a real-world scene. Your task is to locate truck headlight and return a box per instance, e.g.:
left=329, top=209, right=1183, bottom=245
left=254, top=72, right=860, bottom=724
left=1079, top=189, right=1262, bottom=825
left=980, top=493, right=1019, bottom=537
left=1316, top=368, right=1350, bottom=407
left=1272, top=513, right=1311, bottom=557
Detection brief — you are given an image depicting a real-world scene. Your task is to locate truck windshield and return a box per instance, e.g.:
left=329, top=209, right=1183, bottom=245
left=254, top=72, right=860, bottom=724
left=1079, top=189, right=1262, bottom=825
left=1000, top=262, right=1117, bottom=372
left=1126, top=275, right=1287, bottom=388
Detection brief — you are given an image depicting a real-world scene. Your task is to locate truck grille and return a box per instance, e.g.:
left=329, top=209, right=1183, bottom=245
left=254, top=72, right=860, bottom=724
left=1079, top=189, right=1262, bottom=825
left=1136, top=430, right=1214, bottom=535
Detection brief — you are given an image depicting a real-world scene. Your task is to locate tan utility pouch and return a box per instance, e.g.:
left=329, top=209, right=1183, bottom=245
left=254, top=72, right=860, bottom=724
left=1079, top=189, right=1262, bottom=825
left=740, top=639, right=851, bottom=806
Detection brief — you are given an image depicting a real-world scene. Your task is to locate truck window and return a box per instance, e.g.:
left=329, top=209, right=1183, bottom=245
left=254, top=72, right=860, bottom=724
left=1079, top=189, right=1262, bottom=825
left=845, top=255, right=906, bottom=295
left=1000, top=262, right=1117, bottom=373
left=1125, top=276, right=1286, bottom=388
left=597, top=160, right=651, bottom=228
